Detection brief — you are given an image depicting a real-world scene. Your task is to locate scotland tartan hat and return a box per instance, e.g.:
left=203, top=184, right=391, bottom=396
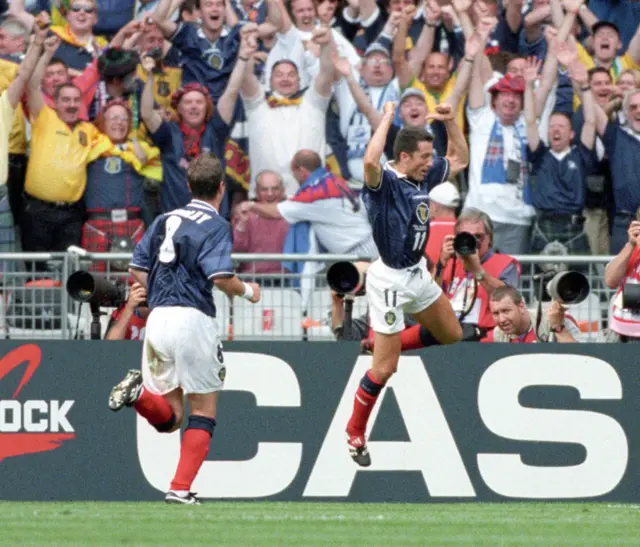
left=171, top=83, right=214, bottom=121
left=489, top=73, right=526, bottom=95
left=98, top=48, right=140, bottom=79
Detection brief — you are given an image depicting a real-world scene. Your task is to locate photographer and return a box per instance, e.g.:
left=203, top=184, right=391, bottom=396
left=436, top=208, right=521, bottom=335
left=104, top=282, right=149, bottom=341
left=483, top=286, right=580, bottom=343
left=604, top=220, right=640, bottom=342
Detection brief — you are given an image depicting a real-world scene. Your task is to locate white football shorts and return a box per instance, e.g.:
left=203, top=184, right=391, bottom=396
left=367, top=257, right=442, bottom=334
left=141, top=306, right=225, bottom=395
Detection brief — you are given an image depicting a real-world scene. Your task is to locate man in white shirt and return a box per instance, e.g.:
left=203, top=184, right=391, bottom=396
left=240, top=26, right=335, bottom=196
left=333, top=43, right=399, bottom=185
left=465, top=70, right=533, bottom=255
left=247, top=149, right=377, bottom=258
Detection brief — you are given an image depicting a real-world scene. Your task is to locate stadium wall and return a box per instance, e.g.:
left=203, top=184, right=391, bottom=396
left=0, top=341, right=637, bottom=502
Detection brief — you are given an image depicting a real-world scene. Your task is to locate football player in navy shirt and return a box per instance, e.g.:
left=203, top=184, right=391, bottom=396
left=108, top=153, right=261, bottom=505
left=345, top=101, right=469, bottom=467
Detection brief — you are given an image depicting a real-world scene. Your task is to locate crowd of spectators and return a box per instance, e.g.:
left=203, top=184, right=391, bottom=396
left=1, top=0, right=640, bottom=342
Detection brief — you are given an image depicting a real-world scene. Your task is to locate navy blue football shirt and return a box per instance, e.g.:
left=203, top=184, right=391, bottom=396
left=171, top=23, right=241, bottom=101
left=363, top=158, right=450, bottom=269
left=130, top=200, right=234, bottom=318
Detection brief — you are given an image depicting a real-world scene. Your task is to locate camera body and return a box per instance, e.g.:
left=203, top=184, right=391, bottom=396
left=546, top=271, right=590, bottom=306
left=453, top=232, right=477, bottom=256
left=66, top=271, right=127, bottom=308
left=326, top=262, right=367, bottom=297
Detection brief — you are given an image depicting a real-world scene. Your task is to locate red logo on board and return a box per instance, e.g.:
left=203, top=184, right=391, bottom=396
left=0, top=345, right=75, bottom=462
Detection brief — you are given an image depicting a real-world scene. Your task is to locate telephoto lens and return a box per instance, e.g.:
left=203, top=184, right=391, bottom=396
left=453, top=232, right=477, bottom=257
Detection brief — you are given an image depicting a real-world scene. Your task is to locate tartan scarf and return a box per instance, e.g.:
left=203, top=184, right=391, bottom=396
left=481, top=117, right=528, bottom=187
left=180, top=122, right=206, bottom=160
left=265, top=88, right=306, bottom=108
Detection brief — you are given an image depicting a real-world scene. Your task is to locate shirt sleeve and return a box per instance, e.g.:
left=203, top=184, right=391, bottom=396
left=211, top=109, right=231, bottom=142
left=149, top=120, right=175, bottom=153
left=562, top=315, right=583, bottom=341
left=499, top=261, right=520, bottom=287
left=424, top=156, right=450, bottom=187
left=277, top=200, right=311, bottom=224
left=198, top=224, right=235, bottom=279
left=170, top=23, right=199, bottom=56
left=576, top=141, right=597, bottom=174
left=527, top=142, right=548, bottom=172
left=601, top=122, right=619, bottom=157
left=130, top=219, right=158, bottom=271
left=0, top=91, right=15, bottom=142
left=466, top=102, right=493, bottom=131
left=303, top=84, right=331, bottom=111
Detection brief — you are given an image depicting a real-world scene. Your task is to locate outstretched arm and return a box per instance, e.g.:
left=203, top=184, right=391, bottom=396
left=428, top=104, right=468, bottom=176
left=363, top=102, right=396, bottom=189
left=523, top=57, right=542, bottom=152
left=312, top=27, right=336, bottom=98
left=217, top=23, right=259, bottom=124
left=151, top=0, right=181, bottom=37
left=7, top=20, right=47, bottom=108
left=140, top=57, right=162, bottom=133
left=569, top=60, right=596, bottom=150
left=333, top=53, right=383, bottom=130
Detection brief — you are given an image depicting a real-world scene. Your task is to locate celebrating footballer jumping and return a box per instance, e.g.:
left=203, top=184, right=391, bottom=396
left=345, top=101, right=469, bottom=466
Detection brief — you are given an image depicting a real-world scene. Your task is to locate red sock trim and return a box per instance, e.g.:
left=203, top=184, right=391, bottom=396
left=170, top=429, right=212, bottom=491
left=133, top=388, right=173, bottom=426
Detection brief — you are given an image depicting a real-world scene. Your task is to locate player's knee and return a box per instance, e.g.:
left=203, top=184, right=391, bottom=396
left=374, top=361, right=398, bottom=384
left=438, top=320, right=463, bottom=345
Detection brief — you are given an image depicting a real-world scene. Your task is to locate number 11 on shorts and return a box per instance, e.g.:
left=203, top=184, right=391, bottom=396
left=383, top=289, right=397, bottom=307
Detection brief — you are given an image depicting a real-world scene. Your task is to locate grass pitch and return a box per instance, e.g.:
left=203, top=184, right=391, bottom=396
left=3, top=502, right=640, bottom=546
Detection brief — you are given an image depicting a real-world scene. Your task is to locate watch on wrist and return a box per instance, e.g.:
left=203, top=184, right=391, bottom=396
left=474, top=269, right=485, bottom=282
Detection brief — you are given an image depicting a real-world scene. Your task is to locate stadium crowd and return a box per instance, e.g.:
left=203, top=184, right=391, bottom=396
left=1, top=0, right=640, bottom=343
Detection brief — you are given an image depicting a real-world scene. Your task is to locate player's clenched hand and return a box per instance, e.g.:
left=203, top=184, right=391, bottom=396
left=247, top=282, right=261, bottom=304
left=382, top=101, right=397, bottom=117
left=425, top=103, right=454, bottom=122
left=440, top=235, right=455, bottom=264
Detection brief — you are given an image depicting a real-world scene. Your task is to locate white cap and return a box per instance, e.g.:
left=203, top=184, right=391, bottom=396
left=428, top=182, right=460, bottom=208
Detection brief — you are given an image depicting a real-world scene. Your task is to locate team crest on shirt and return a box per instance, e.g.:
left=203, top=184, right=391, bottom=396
left=206, top=50, right=224, bottom=70
left=156, top=80, right=170, bottom=97
left=78, top=131, right=88, bottom=147
left=384, top=311, right=396, bottom=326
left=104, top=157, right=122, bottom=174
left=416, top=202, right=430, bottom=225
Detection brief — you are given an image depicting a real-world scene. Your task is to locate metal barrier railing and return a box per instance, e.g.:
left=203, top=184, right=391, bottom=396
left=0, top=252, right=616, bottom=341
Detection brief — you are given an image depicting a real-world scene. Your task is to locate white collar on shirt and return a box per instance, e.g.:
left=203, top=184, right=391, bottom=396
left=385, top=161, right=421, bottom=189
left=197, top=25, right=230, bottom=44
left=190, top=199, right=219, bottom=214
left=549, top=147, right=572, bottom=161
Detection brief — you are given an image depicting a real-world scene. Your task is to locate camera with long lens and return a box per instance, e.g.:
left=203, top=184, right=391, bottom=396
left=545, top=270, right=590, bottom=305
left=622, top=283, right=640, bottom=311
left=326, top=261, right=367, bottom=297
left=453, top=232, right=477, bottom=257
left=66, top=271, right=127, bottom=308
